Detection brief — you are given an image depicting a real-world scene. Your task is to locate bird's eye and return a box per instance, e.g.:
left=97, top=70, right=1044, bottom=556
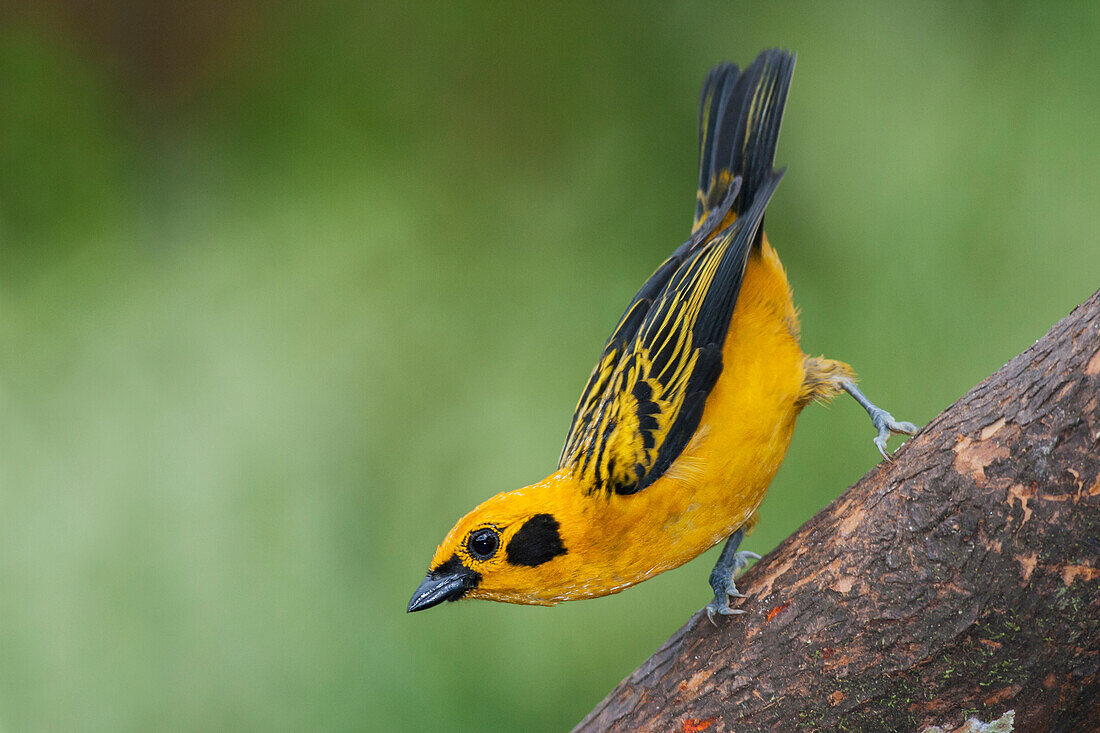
left=467, top=527, right=500, bottom=561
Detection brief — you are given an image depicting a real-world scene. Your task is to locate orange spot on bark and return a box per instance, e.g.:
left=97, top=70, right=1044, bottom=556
left=1007, top=484, right=1033, bottom=524
left=1061, top=564, right=1100, bottom=585
left=1088, top=475, right=1100, bottom=497
left=828, top=690, right=846, bottom=706
left=984, top=685, right=1017, bottom=706
left=681, top=717, right=714, bottom=733
left=821, top=646, right=835, bottom=659
left=765, top=601, right=790, bottom=623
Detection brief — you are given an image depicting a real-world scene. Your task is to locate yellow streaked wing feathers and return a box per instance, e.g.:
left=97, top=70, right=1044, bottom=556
left=559, top=169, right=782, bottom=496
left=560, top=228, right=735, bottom=495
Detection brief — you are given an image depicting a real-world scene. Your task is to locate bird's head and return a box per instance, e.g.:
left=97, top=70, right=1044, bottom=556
left=406, top=479, right=578, bottom=612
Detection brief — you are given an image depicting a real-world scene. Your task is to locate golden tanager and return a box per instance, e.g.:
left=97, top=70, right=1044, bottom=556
left=407, top=49, right=916, bottom=621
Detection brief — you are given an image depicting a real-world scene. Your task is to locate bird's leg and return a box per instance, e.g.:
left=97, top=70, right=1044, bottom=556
left=839, top=379, right=918, bottom=459
left=705, top=528, right=761, bottom=624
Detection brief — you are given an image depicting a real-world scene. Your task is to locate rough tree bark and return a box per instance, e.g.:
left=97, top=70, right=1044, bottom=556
left=575, top=290, right=1100, bottom=733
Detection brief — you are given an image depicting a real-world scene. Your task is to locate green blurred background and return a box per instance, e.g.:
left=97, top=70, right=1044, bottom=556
left=0, top=2, right=1097, bottom=730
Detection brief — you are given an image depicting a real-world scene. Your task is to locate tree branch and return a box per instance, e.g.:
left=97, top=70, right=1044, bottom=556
left=575, top=290, right=1100, bottom=732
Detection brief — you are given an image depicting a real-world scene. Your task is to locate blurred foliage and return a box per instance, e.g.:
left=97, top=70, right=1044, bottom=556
left=0, top=1, right=1097, bottom=730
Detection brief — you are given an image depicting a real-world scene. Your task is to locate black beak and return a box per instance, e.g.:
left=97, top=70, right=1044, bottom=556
left=407, top=557, right=481, bottom=613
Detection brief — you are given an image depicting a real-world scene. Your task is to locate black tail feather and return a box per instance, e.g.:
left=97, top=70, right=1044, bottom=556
left=693, top=49, right=795, bottom=235
left=695, top=63, right=740, bottom=222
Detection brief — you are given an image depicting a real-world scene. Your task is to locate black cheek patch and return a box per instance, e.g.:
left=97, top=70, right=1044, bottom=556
left=506, top=514, right=567, bottom=567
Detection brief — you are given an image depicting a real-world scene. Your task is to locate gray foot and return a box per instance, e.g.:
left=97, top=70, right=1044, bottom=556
left=869, top=407, right=918, bottom=459
left=705, top=529, right=760, bottom=624
left=841, top=380, right=918, bottom=459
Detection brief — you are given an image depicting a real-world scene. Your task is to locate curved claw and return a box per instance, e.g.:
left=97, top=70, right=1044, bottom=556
left=716, top=576, right=751, bottom=614
left=706, top=598, right=747, bottom=626
left=874, top=433, right=892, bottom=460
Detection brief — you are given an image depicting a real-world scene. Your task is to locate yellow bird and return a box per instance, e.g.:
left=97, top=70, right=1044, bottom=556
left=408, top=49, right=916, bottom=621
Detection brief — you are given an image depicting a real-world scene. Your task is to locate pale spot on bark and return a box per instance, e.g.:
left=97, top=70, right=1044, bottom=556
left=1007, top=484, right=1033, bottom=524
left=980, top=417, right=1007, bottom=441
left=748, top=556, right=795, bottom=603
left=1017, top=553, right=1038, bottom=581
left=1085, top=346, right=1100, bottom=375
left=832, top=576, right=856, bottom=593
left=679, top=670, right=712, bottom=695
left=953, top=435, right=1010, bottom=484
left=837, top=510, right=862, bottom=538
